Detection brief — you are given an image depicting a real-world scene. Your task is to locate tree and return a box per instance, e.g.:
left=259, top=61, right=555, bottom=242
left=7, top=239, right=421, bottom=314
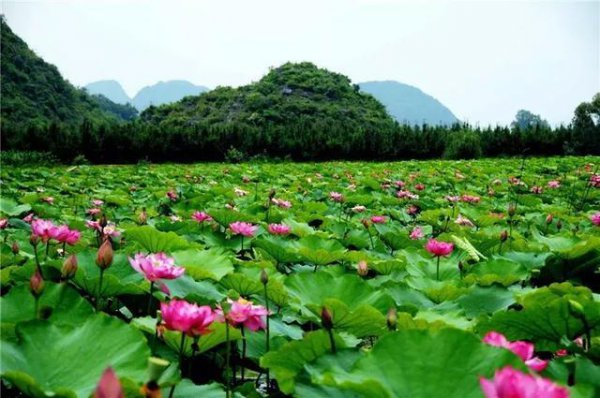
left=570, top=93, right=600, bottom=154
left=511, top=110, right=550, bottom=130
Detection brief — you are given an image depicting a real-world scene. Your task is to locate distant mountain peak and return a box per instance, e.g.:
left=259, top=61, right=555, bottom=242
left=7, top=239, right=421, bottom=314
left=132, top=80, right=209, bottom=111
left=358, top=80, right=458, bottom=126
left=85, top=80, right=131, bottom=105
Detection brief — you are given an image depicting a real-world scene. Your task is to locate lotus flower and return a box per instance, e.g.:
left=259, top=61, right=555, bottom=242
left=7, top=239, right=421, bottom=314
left=590, top=212, right=600, bottom=226
left=129, top=252, right=185, bottom=282
left=92, top=199, right=104, bottom=207
left=547, top=180, right=560, bottom=189
left=94, top=367, right=124, bottom=398
left=87, top=208, right=101, bottom=216
left=166, top=190, right=178, bottom=201
left=329, top=191, right=344, bottom=202
left=272, top=198, right=292, bottom=208
left=455, top=214, right=475, bottom=227
left=414, top=183, right=425, bottom=191
left=52, top=225, right=81, bottom=245
left=480, top=366, right=568, bottom=398
left=0, top=218, right=8, bottom=229
left=590, top=174, right=600, bottom=188
left=351, top=205, right=366, bottom=213
left=268, top=223, right=291, bottom=235
left=216, top=298, right=268, bottom=331
left=192, top=211, right=213, bottom=223
left=461, top=194, right=481, bottom=204
left=371, top=215, right=387, bottom=224
left=410, top=226, right=424, bottom=240
left=397, top=190, right=419, bottom=200
left=229, top=221, right=257, bottom=237
left=42, top=196, right=54, bottom=204
left=160, top=299, right=215, bottom=336
left=23, top=213, right=34, bottom=223
left=425, top=239, right=454, bottom=257
left=445, top=195, right=460, bottom=203
left=530, top=186, right=543, bottom=194
left=31, top=219, right=57, bottom=242
left=483, top=332, right=548, bottom=372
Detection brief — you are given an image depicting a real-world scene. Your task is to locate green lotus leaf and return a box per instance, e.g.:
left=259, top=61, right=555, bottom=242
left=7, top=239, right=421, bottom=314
left=320, top=328, right=526, bottom=398
left=172, top=379, right=230, bottom=398
left=220, top=273, right=263, bottom=296
left=295, top=235, right=347, bottom=266
left=1, top=314, right=150, bottom=398
left=172, top=248, right=234, bottom=281
left=253, top=236, right=300, bottom=265
left=456, top=285, right=517, bottom=318
left=126, top=225, right=194, bottom=252
left=464, top=258, right=528, bottom=286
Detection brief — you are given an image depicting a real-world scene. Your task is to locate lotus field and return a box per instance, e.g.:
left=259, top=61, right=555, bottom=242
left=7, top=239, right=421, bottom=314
left=2, top=157, right=600, bottom=398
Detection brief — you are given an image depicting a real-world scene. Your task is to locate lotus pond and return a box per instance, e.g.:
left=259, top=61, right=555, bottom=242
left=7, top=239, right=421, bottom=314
left=1, top=157, right=600, bottom=398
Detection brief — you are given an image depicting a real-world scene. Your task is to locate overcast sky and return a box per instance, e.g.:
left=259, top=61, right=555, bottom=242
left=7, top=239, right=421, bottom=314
left=2, top=0, right=599, bottom=126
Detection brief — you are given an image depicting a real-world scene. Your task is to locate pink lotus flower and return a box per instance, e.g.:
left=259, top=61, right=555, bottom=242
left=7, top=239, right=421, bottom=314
left=216, top=298, right=268, bottom=331
left=92, top=199, right=104, bottom=207
left=425, top=239, right=454, bottom=257
left=234, top=187, right=249, bottom=197
left=547, top=180, right=561, bottom=189
left=590, top=174, right=600, bottom=188
left=52, top=225, right=81, bottom=245
left=329, top=192, right=344, bottom=202
left=229, top=221, right=257, bottom=237
left=480, top=366, right=568, bottom=398
left=455, top=214, right=475, bottom=227
left=445, top=195, right=460, bottom=203
left=530, top=186, right=543, bottom=194
left=31, top=219, right=57, bottom=242
left=129, top=252, right=185, bottom=282
left=192, top=211, right=213, bottom=223
left=461, top=195, right=481, bottom=204
left=351, top=205, right=366, bottom=213
left=86, top=220, right=101, bottom=231
left=272, top=198, right=292, bottom=209
left=483, top=332, right=548, bottom=372
left=87, top=208, right=101, bottom=216
left=94, top=367, right=124, bottom=398
left=42, top=196, right=54, bottom=204
left=0, top=218, right=8, bottom=229
left=414, top=183, right=425, bottom=191
left=371, top=215, right=387, bottom=224
left=396, top=190, right=419, bottom=200
left=103, top=224, right=121, bottom=238
left=410, top=226, right=424, bottom=240
left=590, top=212, right=600, bottom=226
left=268, top=223, right=291, bottom=235
left=23, top=213, right=34, bottom=223
left=160, top=299, right=215, bottom=336
left=166, top=190, right=178, bottom=201
left=394, top=180, right=405, bottom=188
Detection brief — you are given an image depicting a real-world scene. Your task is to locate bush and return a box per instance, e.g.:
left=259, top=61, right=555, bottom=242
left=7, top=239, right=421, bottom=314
left=225, top=146, right=247, bottom=163
left=443, top=131, right=483, bottom=159
left=1, top=150, right=59, bottom=166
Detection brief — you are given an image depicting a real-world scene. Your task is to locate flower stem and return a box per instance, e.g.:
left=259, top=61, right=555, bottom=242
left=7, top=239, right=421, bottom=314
left=241, top=326, right=246, bottom=381
left=226, top=322, right=232, bottom=398
left=34, top=296, right=40, bottom=319
left=168, top=333, right=187, bottom=398
left=436, top=256, right=441, bottom=281
left=45, top=241, right=50, bottom=260
left=327, top=329, right=337, bottom=354
left=96, top=269, right=105, bottom=311
left=146, top=282, right=155, bottom=315
left=33, top=246, right=43, bottom=278
left=264, top=283, right=271, bottom=390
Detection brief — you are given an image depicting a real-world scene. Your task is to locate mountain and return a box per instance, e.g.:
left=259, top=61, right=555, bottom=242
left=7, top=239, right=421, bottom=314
left=359, top=81, right=458, bottom=126
left=132, top=80, right=209, bottom=111
left=85, top=80, right=131, bottom=104
left=91, top=94, right=138, bottom=121
left=0, top=17, right=116, bottom=129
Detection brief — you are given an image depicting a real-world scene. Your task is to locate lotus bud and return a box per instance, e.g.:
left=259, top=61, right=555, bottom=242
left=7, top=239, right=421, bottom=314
left=30, top=270, right=44, bottom=297
left=321, top=307, right=333, bottom=330
left=11, top=241, right=19, bottom=255
left=96, top=239, right=114, bottom=270
left=357, top=260, right=369, bottom=277
left=546, top=214, right=553, bottom=224
left=556, top=220, right=562, bottom=231
left=500, top=230, right=508, bottom=242
left=138, top=209, right=148, bottom=225
left=227, top=289, right=240, bottom=301
left=361, top=219, right=371, bottom=229
left=147, top=357, right=169, bottom=383
left=94, top=367, right=124, bottom=398
left=29, top=233, right=40, bottom=247
left=386, top=307, right=397, bottom=331
left=62, top=254, right=78, bottom=279
left=260, top=269, right=269, bottom=285
left=508, top=204, right=516, bottom=217
left=568, top=300, right=585, bottom=319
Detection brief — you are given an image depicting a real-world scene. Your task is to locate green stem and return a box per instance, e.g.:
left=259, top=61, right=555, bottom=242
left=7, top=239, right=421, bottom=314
left=241, top=236, right=244, bottom=253
left=33, top=246, right=43, bottom=278
left=241, top=326, right=246, bottom=381
left=96, top=268, right=105, bottom=311
left=34, top=296, right=40, bottom=319
left=226, top=322, right=231, bottom=398
left=436, top=256, right=441, bottom=281
left=327, top=329, right=337, bottom=354
left=62, top=242, right=66, bottom=257
left=168, top=333, right=187, bottom=398
left=264, top=283, right=270, bottom=390
left=146, top=282, right=155, bottom=315
left=45, top=241, right=50, bottom=260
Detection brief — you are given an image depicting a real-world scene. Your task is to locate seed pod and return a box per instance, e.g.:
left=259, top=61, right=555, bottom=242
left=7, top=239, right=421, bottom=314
left=386, top=307, right=398, bottom=331
left=546, top=214, right=553, bottom=224
left=96, top=239, right=114, bottom=270
left=357, top=261, right=369, bottom=277
left=11, top=241, right=19, bottom=255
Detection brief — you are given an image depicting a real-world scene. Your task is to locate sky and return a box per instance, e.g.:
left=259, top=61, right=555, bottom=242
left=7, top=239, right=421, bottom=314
left=2, top=0, right=599, bottom=126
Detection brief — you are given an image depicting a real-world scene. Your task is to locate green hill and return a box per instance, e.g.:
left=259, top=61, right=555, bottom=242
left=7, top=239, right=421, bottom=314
left=140, top=62, right=398, bottom=157
left=85, top=80, right=131, bottom=104
left=0, top=18, right=118, bottom=129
